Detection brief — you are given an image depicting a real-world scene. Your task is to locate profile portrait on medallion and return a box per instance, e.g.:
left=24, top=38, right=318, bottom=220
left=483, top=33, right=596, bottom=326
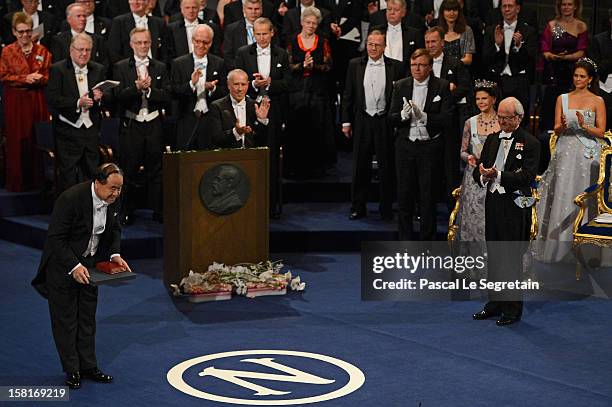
left=200, top=164, right=250, bottom=215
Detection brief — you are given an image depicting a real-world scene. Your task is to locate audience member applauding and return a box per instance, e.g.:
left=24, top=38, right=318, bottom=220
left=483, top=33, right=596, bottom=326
left=534, top=59, right=607, bottom=263
left=539, top=0, right=588, bottom=134
left=285, top=6, right=334, bottom=179
left=0, top=12, right=51, bottom=192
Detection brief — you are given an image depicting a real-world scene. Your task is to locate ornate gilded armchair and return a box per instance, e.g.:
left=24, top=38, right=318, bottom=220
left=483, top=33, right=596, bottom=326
left=573, top=134, right=612, bottom=279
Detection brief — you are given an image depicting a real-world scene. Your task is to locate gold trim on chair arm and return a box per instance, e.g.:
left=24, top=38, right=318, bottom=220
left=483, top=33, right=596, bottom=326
left=573, top=185, right=602, bottom=234
left=447, top=186, right=461, bottom=242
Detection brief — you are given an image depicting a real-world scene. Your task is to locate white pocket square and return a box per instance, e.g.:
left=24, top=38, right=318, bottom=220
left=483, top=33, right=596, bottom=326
left=156, top=76, right=161, bottom=79
left=432, top=95, right=441, bottom=102
left=213, top=71, right=218, bottom=75
left=448, top=69, right=453, bottom=74
left=409, top=41, right=415, bottom=45
left=101, top=28, right=106, bottom=34
left=519, top=69, right=526, bottom=74
left=277, top=63, right=282, bottom=67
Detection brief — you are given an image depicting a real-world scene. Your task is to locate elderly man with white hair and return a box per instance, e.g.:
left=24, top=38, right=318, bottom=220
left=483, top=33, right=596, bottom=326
left=471, top=96, right=540, bottom=326
left=209, top=68, right=270, bottom=149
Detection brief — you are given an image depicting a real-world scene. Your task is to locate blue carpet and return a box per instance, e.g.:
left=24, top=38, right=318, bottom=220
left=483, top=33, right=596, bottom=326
left=1, top=239, right=611, bottom=406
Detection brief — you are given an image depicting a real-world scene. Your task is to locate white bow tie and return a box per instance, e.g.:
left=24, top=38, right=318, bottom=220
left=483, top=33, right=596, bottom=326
left=185, top=22, right=198, bottom=28
left=414, top=81, right=427, bottom=87
left=499, top=131, right=513, bottom=139
left=135, top=16, right=147, bottom=26
left=504, top=23, right=515, bottom=30
left=95, top=202, right=108, bottom=211
left=257, top=48, right=270, bottom=56
left=388, top=24, right=401, bottom=33
left=75, top=67, right=88, bottom=75
left=368, top=59, right=383, bottom=67
left=194, top=59, right=206, bottom=69
left=135, top=58, right=149, bottom=67
left=233, top=100, right=246, bottom=108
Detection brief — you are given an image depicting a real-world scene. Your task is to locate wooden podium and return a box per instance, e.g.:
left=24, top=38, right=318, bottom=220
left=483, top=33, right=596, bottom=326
left=162, top=148, right=269, bottom=287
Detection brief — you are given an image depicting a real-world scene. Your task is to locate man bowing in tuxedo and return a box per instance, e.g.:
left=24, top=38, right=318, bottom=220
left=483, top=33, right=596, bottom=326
left=389, top=48, right=453, bottom=241
left=342, top=28, right=404, bottom=221
left=472, top=97, right=539, bottom=326
left=32, top=163, right=131, bottom=389
left=209, top=68, right=269, bottom=149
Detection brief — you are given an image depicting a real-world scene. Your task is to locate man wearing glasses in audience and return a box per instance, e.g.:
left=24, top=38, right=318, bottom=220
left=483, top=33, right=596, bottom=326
left=47, top=33, right=108, bottom=191
left=389, top=48, right=453, bottom=241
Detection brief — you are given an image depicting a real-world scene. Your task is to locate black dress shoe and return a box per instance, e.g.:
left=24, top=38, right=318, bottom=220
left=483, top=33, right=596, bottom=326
left=496, top=316, right=520, bottom=326
left=472, top=310, right=501, bottom=320
left=65, top=372, right=81, bottom=389
left=349, top=211, right=366, bottom=220
left=82, top=368, right=113, bottom=383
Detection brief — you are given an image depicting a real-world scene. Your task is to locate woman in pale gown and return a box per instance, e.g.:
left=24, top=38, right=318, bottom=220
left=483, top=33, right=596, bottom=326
left=457, top=81, right=499, bottom=279
left=458, top=81, right=499, bottom=242
left=534, top=59, right=607, bottom=263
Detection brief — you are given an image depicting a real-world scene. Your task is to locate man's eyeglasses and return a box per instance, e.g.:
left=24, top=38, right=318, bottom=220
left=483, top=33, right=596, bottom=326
left=497, top=114, right=519, bottom=122
left=410, top=63, right=429, bottom=69
left=71, top=46, right=92, bottom=54
left=366, top=43, right=384, bottom=48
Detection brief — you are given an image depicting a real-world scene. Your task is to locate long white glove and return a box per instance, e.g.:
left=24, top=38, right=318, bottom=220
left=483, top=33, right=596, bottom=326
left=400, top=97, right=412, bottom=121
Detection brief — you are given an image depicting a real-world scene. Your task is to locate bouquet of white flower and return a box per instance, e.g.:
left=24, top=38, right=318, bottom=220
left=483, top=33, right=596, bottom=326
left=170, top=260, right=306, bottom=301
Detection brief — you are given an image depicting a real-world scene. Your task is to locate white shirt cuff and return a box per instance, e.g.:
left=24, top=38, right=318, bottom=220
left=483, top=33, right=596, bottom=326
left=342, top=123, right=351, bottom=128
left=110, top=254, right=120, bottom=260
left=495, top=170, right=502, bottom=183
left=189, top=81, right=196, bottom=92
left=257, top=118, right=269, bottom=126
left=495, top=44, right=501, bottom=52
left=233, top=127, right=243, bottom=141
left=69, top=262, right=82, bottom=274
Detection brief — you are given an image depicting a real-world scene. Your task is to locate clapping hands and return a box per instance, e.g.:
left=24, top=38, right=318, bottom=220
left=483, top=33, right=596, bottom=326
left=401, top=97, right=412, bottom=121
left=479, top=163, right=497, bottom=181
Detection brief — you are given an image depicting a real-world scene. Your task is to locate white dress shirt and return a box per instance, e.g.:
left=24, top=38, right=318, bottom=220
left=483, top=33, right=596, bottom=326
left=433, top=0, right=444, bottom=18
left=70, top=184, right=119, bottom=274
left=487, top=131, right=513, bottom=194
left=191, top=55, right=210, bottom=113
left=432, top=53, right=443, bottom=78
left=59, top=65, right=93, bottom=129
left=408, top=77, right=430, bottom=141
left=185, top=18, right=198, bottom=53
left=231, top=96, right=248, bottom=144
left=384, top=24, right=403, bottom=62
left=498, top=20, right=520, bottom=76
left=256, top=45, right=272, bottom=79
left=85, top=14, right=95, bottom=34
left=363, top=57, right=386, bottom=116
left=133, top=13, right=148, bottom=29
left=24, top=10, right=39, bottom=28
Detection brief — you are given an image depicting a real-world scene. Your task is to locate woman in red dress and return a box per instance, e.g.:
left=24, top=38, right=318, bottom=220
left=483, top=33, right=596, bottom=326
left=0, top=12, right=51, bottom=192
